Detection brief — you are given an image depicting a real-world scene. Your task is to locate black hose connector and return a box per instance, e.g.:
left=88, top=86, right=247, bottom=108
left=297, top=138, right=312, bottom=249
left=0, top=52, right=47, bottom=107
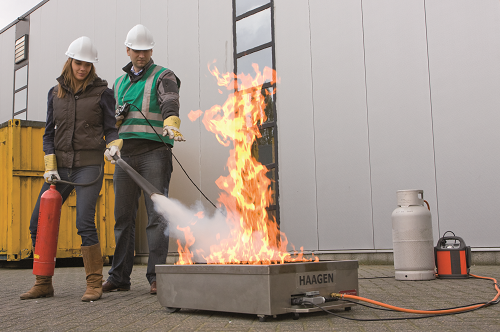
left=324, top=297, right=339, bottom=302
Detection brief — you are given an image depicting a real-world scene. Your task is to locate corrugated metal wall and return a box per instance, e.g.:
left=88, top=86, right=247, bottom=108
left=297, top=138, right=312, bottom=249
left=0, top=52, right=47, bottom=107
left=275, top=0, right=500, bottom=251
left=1, top=0, right=498, bottom=255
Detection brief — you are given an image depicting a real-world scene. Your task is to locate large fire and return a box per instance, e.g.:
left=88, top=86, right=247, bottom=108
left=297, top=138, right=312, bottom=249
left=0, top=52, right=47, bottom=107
left=178, top=62, right=317, bottom=265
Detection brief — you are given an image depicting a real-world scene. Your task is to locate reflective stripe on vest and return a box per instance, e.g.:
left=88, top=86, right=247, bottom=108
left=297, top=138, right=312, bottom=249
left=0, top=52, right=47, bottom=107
left=114, top=75, right=126, bottom=108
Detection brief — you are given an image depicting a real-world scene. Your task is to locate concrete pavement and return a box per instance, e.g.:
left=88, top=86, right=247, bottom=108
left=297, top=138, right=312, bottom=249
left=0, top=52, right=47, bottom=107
left=0, top=263, right=499, bottom=331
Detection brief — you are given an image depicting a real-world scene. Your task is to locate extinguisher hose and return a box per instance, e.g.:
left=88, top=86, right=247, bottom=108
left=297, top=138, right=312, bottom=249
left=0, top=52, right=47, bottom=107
left=330, top=274, right=500, bottom=315
left=126, top=102, right=219, bottom=210
left=51, top=162, right=104, bottom=187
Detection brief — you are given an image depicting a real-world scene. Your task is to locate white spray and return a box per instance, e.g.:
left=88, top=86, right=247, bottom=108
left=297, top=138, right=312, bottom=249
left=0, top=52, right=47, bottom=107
left=152, top=194, right=231, bottom=263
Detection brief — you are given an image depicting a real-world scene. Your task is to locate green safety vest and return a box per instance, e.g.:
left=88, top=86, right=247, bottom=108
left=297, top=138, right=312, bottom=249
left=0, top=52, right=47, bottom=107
left=114, top=64, right=174, bottom=145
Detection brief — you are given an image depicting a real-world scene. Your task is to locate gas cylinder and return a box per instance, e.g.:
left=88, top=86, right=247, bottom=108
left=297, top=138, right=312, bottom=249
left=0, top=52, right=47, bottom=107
left=391, top=189, right=435, bottom=280
left=33, top=184, right=63, bottom=276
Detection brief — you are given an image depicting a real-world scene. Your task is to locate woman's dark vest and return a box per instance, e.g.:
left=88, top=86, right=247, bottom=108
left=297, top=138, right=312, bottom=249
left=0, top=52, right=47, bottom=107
left=52, top=77, right=108, bottom=168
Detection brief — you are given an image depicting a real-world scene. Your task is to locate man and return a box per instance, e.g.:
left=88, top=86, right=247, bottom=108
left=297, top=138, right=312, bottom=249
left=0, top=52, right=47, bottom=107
left=103, top=24, right=185, bottom=295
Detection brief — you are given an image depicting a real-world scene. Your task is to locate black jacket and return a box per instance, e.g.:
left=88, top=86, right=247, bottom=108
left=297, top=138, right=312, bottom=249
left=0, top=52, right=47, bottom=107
left=43, top=75, right=119, bottom=168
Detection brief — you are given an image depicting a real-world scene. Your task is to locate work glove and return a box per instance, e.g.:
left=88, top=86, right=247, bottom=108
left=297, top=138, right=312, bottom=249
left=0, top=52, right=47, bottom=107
left=43, top=154, right=61, bottom=183
left=163, top=116, right=186, bottom=142
left=104, top=139, right=123, bottom=164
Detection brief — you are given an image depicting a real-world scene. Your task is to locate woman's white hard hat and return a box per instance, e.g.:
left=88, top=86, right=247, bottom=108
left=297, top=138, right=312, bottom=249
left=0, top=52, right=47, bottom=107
left=124, top=24, right=155, bottom=50
left=65, top=36, right=98, bottom=63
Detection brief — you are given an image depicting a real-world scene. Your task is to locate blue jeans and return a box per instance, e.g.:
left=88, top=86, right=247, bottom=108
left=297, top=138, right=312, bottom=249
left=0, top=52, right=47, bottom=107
left=107, top=146, right=172, bottom=286
left=30, top=165, right=104, bottom=247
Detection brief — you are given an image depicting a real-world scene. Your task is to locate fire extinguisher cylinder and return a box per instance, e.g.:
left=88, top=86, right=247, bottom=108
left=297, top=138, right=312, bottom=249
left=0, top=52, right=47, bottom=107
left=32, top=184, right=63, bottom=276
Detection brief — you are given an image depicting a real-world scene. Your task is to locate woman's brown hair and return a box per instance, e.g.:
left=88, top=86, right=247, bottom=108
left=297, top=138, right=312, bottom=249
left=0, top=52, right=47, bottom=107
left=57, top=58, right=97, bottom=99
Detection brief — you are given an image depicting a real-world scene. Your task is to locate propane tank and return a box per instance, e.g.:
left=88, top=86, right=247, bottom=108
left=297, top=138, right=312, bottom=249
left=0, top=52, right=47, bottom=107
left=391, top=189, right=435, bottom=280
left=33, top=184, right=62, bottom=276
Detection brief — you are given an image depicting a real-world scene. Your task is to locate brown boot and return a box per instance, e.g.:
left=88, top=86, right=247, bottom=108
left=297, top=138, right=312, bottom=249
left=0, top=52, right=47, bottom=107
left=81, top=243, right=103, bottom=302
left=20, top=275, right=54, bottom=300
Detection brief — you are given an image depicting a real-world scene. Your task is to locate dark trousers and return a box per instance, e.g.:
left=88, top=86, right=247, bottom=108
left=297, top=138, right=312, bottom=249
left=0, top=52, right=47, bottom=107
left=107, top=147, right=172, bottom=286
left=30, top=165, right=103, bottom=247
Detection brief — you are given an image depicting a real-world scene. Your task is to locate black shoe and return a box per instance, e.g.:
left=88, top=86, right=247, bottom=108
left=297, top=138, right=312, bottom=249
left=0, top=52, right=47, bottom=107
left=102, top=280, right=130, bottom=292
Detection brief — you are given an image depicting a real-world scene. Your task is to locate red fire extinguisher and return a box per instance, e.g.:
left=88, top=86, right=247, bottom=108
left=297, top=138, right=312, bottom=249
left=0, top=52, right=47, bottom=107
left=32, top=184, right=63, bottom=276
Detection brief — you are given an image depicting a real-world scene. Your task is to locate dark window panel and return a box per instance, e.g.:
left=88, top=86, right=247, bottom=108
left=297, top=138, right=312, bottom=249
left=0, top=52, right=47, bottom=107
left=252, top=126, right=275, bottom=166
left=266, top=167, right=276, bottom=204
left=236, top=8, right=271, bottom=53
left=236, top=47, right=272, bottom=89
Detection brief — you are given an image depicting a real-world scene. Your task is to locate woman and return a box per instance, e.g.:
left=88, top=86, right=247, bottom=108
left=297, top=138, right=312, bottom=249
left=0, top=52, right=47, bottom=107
left=20, top=36, right=122, bottom=302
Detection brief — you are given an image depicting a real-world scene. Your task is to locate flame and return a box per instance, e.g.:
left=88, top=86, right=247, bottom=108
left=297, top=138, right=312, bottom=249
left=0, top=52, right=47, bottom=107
left=177, top=62, right=318, bottom=265
left=176, top=226, right=195, bottom=265
left=188, top=110, right=203, bottom=121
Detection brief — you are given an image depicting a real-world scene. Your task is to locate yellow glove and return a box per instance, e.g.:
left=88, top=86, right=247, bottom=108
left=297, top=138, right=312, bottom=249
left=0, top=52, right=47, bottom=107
left=163, top=116, right=186, bottom=142
left=43, top=154, right=61, bottom=183
left=104, top=139, right=123, bottom=164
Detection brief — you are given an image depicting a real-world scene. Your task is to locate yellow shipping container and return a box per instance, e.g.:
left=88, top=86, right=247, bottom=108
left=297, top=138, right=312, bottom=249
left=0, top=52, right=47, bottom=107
left=0, top=119, right=116, bottom=261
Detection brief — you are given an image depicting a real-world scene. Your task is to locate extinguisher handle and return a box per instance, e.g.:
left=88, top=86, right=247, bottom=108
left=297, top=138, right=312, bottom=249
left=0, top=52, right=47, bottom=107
left=437, top=236, right=467, bottom=250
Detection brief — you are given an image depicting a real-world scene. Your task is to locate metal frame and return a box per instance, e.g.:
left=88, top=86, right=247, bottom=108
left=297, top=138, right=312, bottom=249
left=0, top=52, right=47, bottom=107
left=233, top=0, right=280, bottom=225
left=12, top=19, right=30, bottom=120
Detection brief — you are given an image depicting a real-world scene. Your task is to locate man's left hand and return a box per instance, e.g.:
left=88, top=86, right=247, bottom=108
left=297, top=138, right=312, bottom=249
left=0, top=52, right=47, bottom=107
left=163, top=116, right=186, bottom=142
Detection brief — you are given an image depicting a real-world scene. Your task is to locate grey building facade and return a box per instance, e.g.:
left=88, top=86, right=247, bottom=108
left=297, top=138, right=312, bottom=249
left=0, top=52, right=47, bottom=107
left=1, top=0, right=499, bottom=263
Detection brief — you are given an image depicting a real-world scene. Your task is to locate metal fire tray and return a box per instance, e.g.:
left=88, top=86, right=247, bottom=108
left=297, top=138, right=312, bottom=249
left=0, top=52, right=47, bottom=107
left=156, top=260, right=358, bottom=320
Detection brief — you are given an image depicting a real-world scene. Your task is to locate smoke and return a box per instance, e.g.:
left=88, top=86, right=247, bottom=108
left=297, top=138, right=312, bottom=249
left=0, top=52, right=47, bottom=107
left=151, top=194, right=231, bottom=263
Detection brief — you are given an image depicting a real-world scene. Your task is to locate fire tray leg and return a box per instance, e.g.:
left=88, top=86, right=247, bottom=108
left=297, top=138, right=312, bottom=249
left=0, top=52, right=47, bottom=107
left=257, top=315, right=269, bottom=322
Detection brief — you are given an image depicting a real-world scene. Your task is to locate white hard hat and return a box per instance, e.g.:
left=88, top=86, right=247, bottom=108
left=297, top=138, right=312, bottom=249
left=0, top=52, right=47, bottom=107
left=65, top=36, right=98, bottom=63
left=124, top=24, right=155, bottom=50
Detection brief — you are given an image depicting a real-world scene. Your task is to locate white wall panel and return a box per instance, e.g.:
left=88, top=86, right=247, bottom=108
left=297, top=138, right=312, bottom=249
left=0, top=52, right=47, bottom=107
left=114, top=0, right=137, bottom=76
left=426, top=0, right=500, bottom=246
left=165, top=0, right=233, bottom=221
left=57, top=0, right=95, bottom=44
left=363, top=0, right=438, bottom=249
left=26, top=11, right=41, bottom=122
left=0, top=27, right=15, bottom=123
left=167, top=0, right=203, bottom=213
left=141, top=0, right=168, bottom=66
left=94, top=0, right=117, bottom=87
left=274, top=0, right=318, bottom=251
left=309, top=0, right=373, bottom=250
left=163, top=0, right=233, bottom=250
left=26, top=1, right=59, bottom=122
left=198, top=0, right=234, bottom=214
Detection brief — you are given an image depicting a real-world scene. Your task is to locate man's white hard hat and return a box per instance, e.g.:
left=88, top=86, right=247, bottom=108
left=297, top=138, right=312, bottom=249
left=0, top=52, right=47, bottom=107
left=124, top=24, right=155, bottom=50
left=65, top=36, right=98, bottom=63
